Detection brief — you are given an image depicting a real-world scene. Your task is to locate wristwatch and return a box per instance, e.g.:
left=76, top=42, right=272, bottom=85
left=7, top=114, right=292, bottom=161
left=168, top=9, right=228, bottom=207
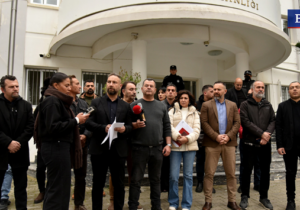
left=167, top=144, right=172, bottom=147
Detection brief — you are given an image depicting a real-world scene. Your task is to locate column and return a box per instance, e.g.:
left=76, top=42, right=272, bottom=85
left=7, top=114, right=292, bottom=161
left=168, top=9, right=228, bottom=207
left=235, top=52, right=249, bottom=79
left=132, top=40, right=147, bottom=99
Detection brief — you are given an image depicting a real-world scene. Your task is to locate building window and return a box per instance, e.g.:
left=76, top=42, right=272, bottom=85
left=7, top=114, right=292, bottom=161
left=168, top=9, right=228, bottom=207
left=282, top=19, right=289, bottom=36
left=25, top=69, right=56, bottom=106
left=82, top=72, right=109, bottom=97
left=281, top=86, right=290, bottom=101
left=31, top=0, right=59, bottom=6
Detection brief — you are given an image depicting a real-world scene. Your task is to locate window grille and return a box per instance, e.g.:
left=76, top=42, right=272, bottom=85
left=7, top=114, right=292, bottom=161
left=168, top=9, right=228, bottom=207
left=282, top=19, right=289, bottom=36
left=82, top=72, right=109, bottom=97
left=32, top=0, right=59, bottom=6
left=281, top=86, right=290, bottom=102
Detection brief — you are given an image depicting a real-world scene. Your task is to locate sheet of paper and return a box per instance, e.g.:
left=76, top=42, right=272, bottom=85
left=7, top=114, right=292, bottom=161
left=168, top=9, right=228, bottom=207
left=175, top=120, right=193, bottom=135
left=102, top=118, right=124, bottom=149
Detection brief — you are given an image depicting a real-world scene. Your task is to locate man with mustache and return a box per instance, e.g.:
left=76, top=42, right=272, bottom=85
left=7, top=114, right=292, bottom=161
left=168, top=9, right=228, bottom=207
left=200, top=82, right=240, bottom=210
left=86, top=73, right=132, bottom=210
left=0, top=75, right=34, bottom=210
left=81, top=79, right=98, bottom=106
left=239, top=81, right=275, bottom=210
left=276, top=81, right=300, bottom=210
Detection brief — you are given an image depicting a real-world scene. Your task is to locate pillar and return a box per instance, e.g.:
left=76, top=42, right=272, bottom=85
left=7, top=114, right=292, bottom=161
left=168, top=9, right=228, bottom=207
left=235, top=52, right=249, bottom=79
left=132, top=39, right=147, bottom=99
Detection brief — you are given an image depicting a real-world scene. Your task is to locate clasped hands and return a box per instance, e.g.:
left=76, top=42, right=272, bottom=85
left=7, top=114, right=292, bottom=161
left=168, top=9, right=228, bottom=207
left=176, top=135, right=188, bottom=145
left=216, top=134, right=230, bottom=145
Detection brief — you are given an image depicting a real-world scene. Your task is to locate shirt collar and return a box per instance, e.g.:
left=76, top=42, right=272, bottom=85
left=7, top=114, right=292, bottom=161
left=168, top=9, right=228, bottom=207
left=106, top=94, right=118, bottom=103
left=215, top=98, right=226, bottom=105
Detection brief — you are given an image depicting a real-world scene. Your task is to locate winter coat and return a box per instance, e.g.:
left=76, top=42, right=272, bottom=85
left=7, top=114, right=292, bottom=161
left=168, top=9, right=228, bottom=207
left=168, top=102, right=200, bottom=151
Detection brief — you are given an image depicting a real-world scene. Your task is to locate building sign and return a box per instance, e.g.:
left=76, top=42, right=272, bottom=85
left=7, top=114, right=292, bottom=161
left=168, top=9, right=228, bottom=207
left=221, top=0, right=258, bottom=11
left=288, top=9, right=300, bottom=28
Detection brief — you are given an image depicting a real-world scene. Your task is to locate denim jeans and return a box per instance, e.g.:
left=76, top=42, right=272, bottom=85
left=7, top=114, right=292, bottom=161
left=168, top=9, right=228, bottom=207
left=1, top=164, right=13, bottom=200
left=169, top=151, right=196, bottom=210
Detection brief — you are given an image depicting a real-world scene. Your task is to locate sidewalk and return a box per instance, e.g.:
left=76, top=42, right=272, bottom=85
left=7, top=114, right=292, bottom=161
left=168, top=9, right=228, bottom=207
left=6, top=176, right=300, bottom=210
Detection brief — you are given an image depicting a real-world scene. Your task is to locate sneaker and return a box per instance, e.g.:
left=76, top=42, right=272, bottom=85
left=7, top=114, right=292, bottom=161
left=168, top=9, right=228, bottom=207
left=0, top=199, right=9, bottom=210
left=259, top=198, right=273, bottom=210
left=182, top=208, right=189, bottom=210
left=286, top=201, right=296, bottom=210
left=237, top=186, right=242, bottom=193
left=195, top=181, right=203, bottom=193
left=253, top=185, right=260, bottom=192
left=239, top=196, right=248, bottom=209
left=212, top=188, right=216, bottom=194
left=169, top=207, right=176, bottom=210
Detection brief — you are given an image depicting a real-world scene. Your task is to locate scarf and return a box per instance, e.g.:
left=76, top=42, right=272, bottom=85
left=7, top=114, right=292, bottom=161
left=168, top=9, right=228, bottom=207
left=34, top=86, right=83, bottom=169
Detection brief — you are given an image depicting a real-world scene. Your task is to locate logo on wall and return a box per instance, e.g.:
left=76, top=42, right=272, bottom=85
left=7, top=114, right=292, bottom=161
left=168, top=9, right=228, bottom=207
left=288, top=9, right=300, bottom=28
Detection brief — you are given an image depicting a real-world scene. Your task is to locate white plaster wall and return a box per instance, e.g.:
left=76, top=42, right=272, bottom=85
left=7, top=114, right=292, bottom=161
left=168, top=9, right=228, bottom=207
left=279, top=0, right=294, bottom=16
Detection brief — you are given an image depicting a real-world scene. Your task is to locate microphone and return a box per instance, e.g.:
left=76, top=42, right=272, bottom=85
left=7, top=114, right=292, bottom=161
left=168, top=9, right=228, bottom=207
left=132, top=103, right=146, bottom=123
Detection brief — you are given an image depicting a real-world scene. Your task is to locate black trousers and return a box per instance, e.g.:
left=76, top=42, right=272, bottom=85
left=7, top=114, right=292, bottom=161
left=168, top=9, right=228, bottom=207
left=0, top=166, right=28, bottom=210
left=283, top=147, right=300, bottom=202
left=90, top=146, right=126, bottom=210
left=196, top=146, right=205, bottom=183
left=241, top=143, right=271, bottom=199
left=160, top=155, right=170, bottom=192
left=36, top=151, right=46, bottom=193
left=74, top=146, right=88, bottom=206
left=41, top=141, right=71, bottom=210
left=128, top=145, right=163, bottom=210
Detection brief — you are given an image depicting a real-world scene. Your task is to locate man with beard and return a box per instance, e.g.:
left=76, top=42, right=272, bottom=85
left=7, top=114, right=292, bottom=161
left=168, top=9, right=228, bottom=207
left=0, top=75, right=34, bottom=210
left=69, top=75, right=91, bottom=210
left=276, top=81, right=300, bottom=210
left=129, top=79, right=171, bottom=210
left=242, top=71, right=255, bottom=92
left=195, top=85, right=215, bottom=193
left=239, top=81, right=275, bottom=210
left=81, top=79, right=98, bottom=106
left=200, top=82, right=240, bottom=210
left=162, top=84, right=177, bottom=110
left=86, top=73, right=132, bottom=210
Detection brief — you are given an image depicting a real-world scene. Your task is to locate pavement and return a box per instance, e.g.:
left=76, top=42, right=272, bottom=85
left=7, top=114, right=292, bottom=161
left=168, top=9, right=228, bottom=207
left=5, top=176, right=300, bottom=210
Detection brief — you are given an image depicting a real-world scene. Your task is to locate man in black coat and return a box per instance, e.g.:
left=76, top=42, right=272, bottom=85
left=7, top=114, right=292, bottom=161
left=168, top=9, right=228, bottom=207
left=86, top=73, right=132, bottom=210
left=276, top=81, right=300, bottom=210
left=239, top=81, right=275, bottom=210
left=0, top=75, right=34, bottom=210
left=162, top=65, right=185, bottom=92
left=225, top=78, right=247, bottom=109
left=242, top=70, right=255, bottom=92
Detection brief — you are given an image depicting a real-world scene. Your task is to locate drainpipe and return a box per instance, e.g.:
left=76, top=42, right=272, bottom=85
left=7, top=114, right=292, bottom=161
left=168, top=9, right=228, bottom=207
left=7, top=0, right=17, bottom=75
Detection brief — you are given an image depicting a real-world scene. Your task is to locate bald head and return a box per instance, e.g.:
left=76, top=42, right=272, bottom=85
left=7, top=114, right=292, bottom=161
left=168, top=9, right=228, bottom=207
left=234, top=78, right=243, bottom=91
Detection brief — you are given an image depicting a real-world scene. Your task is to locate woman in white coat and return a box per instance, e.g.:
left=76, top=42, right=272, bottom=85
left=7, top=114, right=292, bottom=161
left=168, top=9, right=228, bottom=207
left=168, top=90, right=200, bottom=210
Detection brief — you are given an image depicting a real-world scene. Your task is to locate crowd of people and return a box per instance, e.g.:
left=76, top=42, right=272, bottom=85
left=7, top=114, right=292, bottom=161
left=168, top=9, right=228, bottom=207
left=0, top=66, right=299, bottom=210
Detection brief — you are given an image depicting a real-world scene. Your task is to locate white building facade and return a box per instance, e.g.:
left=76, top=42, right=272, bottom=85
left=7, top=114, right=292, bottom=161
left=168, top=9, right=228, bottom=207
left=0, top=0, right=299, bottom=161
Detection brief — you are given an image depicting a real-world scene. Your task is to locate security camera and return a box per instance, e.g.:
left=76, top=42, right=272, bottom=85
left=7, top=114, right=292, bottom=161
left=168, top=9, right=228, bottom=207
left=204, top=41, right=209, bottom=47
left=39, top=53, right=51, bottom=58
left=39, top=54, right=44, bottom=58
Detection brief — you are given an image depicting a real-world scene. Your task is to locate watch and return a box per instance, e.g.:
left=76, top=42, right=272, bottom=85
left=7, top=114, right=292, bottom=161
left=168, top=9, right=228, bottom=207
left=167, top=144, right=172, bottom=147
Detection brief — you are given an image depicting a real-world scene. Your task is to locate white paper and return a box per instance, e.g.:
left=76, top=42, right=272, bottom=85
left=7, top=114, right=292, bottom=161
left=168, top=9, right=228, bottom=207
left=173, top=120, right=194, bottom=147
left=102, top=118, right=125, bottom=149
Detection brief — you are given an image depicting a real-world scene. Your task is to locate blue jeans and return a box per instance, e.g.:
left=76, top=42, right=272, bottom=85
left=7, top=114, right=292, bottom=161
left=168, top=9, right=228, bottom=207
left=169, top=151, right=196, bottom=210
left=1, top=165, right=12, bottom=200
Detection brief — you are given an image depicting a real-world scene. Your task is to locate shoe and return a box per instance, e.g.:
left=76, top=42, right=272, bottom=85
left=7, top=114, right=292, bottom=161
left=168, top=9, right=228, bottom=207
left=212, top=188, right=216, bottom=194
left=202, top=202, right=212, bottom=210
left=72, top=194, right=75, bottom=200
left=169, top=207, right=176, bottom=210
left=103, top=191, right=106, bottom=197
left=34, top=192, right=45, bottom=204
left=182, top=208, right=189, bottom=210
left=253, top=185, right=260, bottom=192
left=227, top=202, right=241, bottom=210
left=108, top=201, right=114, bottom=210
left=137, top=204, right=143, bottom=210
left=196, top=181, right=203, bottom=193
left=286, top=200, right=296, bottom=210
left=74, top=205, right=87, bottom=210
left=237, top=186, right=242, bottom=193
left=239, top=196, right=248, bottom=209
left=0, top=199, right=9, bottom=210
left=259, top=198, right=273, bottom=210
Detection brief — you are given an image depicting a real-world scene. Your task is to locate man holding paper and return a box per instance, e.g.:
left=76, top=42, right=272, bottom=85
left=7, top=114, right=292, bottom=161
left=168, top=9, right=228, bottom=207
left=86, top=73, right=132, bottom=210
left=200, top=81, right=240, bottom=210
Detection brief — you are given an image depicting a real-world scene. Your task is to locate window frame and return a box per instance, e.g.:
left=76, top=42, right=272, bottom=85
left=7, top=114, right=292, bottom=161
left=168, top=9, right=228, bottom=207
left=31, top=0, right=59, bottom=7
left=281, top=19, right=290, bottom=36
left=81, top=71, right=109, bottom=97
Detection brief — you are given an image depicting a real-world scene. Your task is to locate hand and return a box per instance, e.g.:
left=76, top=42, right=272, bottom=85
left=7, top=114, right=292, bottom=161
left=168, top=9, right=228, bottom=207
left=115, top=126, right=126, bottom=133
left=8, top=140, right=21, bottom=153
left=261, top=132, right=271, bottom=142
left=277, top=147, right=286, bottom=155
left=220, top=135, right=229, bottom=145
left=162, top=146, right=171, bottom=157
left=216, top=135, right=223, bottom=143
left=80, top=135, right=87, bottom=148
left=260, top=139, right=268, bottom=145
left=105, top=124, right=111, bottom=133
left=132, top=119, right=146, bottom=129
left=177, top=136, right=188, bottom=144
left=76, top=113, right=90, bottom=124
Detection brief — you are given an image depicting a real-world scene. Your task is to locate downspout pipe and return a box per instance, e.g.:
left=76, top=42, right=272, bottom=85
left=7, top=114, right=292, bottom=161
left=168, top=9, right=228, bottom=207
left=7, top=0, right=17, bottom=75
